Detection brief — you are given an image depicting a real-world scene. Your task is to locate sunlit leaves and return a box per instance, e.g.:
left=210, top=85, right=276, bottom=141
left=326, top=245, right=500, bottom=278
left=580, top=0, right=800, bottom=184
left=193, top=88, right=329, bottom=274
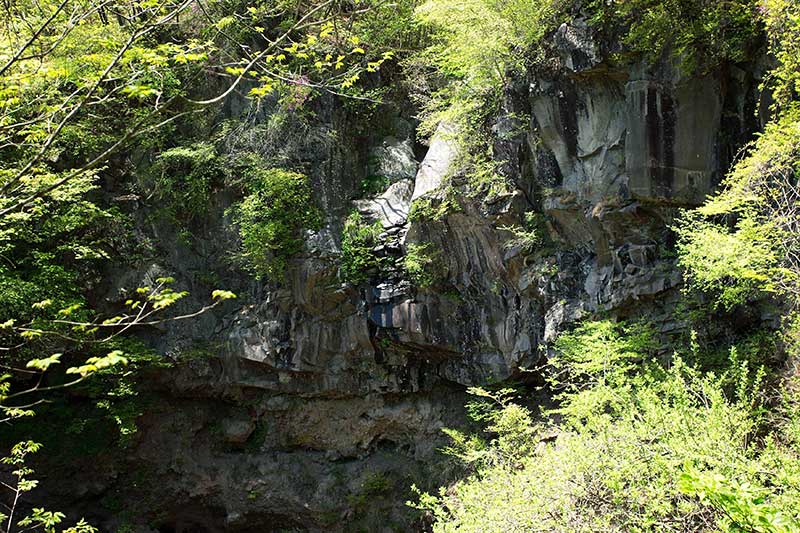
left=25, top=353, right=62, bottom=371
left=677, top=107, right=800, bottom=309
left=756, top=0, right=800, bottom=110
left=677, top=216, right=785, bottom=309
left=249, top=83, right=274, bottom=98
left=211, top=289, right=236, bottom=300
left=1, top=440, right=98, bottom=531
left=415, top=322, right=798, bottom=532
left=18, top=509, right=68, bottom=531
left=148, top=287, right=188, bottom=310
left=122, top=84, right=159, bottom=100
left=57, top=303, right=83, bottom=317
left=230, top=167, right=320, bottom=280
left=225, top=66, right=246, bottom=76
left=152, top=142, right=220, bottom=219
left=2, top=407, right=36, bottom=420
left=213, top=2, right=400, bottom=102
left=583, top=0, right=761, bottom=73
left=409, top=0, right=561, bottom=154
left=2, top=440, right=42, bottom=466
left=66, top=350, right=128, bottom=377
left=680, top=469, right=800, bottom=533
left=31, top=299, right=52, bottom=310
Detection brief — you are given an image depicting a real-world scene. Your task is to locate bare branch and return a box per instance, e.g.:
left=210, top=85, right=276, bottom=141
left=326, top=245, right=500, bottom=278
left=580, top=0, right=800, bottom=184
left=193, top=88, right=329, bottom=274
left=0, top=0, right=69, bottom=78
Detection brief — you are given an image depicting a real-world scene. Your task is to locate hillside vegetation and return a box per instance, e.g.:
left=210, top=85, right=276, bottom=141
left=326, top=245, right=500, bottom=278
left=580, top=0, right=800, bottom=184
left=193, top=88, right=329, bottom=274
left=1, top=0, right=800, bottom=531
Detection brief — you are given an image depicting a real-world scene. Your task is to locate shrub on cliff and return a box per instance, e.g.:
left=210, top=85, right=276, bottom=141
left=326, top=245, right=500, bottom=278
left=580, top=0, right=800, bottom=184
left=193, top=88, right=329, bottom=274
left=408, top=0, right=563, bottom=143
left=585, top=0, right=761, bottom=72
left=339, top=211, right=385, bottom=285
left=230, top=168, right=321, bottom=281
left=677, top=104, right=800, bottom=310
left=152, top=142, right=222, bottom=221
left=676, top=0, right=800, bottom=312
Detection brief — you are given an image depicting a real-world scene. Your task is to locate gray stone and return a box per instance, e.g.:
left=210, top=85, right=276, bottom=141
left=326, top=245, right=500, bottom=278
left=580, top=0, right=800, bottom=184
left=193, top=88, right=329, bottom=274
left=625, top=75, right=720, bottom=202
left=354, top=178, right=414, bottom=228
left=368, top=137, right=419, bottom=183
left=629, top=244, right=655, bottom=267
left=412, top=122, right=459, bottom=201
left=554, top=19, right=601, bottom=73
left=222, top=417, right=256, bottom=445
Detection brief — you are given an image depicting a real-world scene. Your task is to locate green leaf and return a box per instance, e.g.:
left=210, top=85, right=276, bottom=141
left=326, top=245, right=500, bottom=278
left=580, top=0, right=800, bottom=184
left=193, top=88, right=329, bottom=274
left=25, top=353, right=62, bottom=371
left=211, top=289, right=237, bottom=300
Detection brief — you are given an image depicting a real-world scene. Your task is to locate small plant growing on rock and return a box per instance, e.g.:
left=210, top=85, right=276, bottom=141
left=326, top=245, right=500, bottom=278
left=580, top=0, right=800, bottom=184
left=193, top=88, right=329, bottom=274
left=230, top=168, right=321, bottom=281
left=340, top=212, right=386, bottom=284
left=152, top=142, right=222, bottom=220
left=500, top=212, right=544, bottom=254
left=466, top=157, right=513, bottom=200
left=348, top=470, right=393, bottom=510
left=359, top=173, right=392, bottom=197
left=403, top=242, right=443, bottom=288
left=408, top=192, right=461, bottom=223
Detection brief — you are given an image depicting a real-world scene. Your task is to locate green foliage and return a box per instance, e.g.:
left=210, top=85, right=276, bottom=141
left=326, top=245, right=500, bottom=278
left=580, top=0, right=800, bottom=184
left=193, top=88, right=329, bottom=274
left=403, top=0, right=566, bottom=207
left=1, top=441, right=97, bottom=532
left=212, top=289, right=237, bottom=301
left=347, top=470, right=395, bottom=518
left=405, top=0, right=563, bottom=206
left=153, top=142, right=222, bottom=220
left=409, top=0, right=563, bottom=139
left=440, top=387, right=537, bottom=469
left=0, top=0, right=394, bottom=526
left=205, top=0, right=399, bottom=100
left=585, top=0, right=761, bottom=73
left=758, top=0, right=800, bottom=110
left=403, top=242, right=442, bottom=288
left=679, top=469, right=799, bottom=533
left=351, top=471, right=392, bottom=504
left=0, top=0, right=211, bottom=241
left=463, top=156, right=514, bottom=200
left=339, top=212, right=384, bottom=285
left=0, top=172, right=124, bottom=337
left=499, top=212, right=544, bottom=254
left=414, top=320, right=800, bottom=532
left=408, top=194, right=461, bottom=223
left=549, top=320, right=657, bottom=424
left=677, top=215, right=782, bottom=309
left=351, top=0, right=420, bottom=53
left=86, top=343, right=163, bottom=448
left=230, top=168, right=320, bottom=281
left=0, top=277, right=214, bottom=428
left=674, top=1, right=800, bottom=311
left=676, top=106, right=800, bottom=309
left=359, top=173, right=391, bottom=198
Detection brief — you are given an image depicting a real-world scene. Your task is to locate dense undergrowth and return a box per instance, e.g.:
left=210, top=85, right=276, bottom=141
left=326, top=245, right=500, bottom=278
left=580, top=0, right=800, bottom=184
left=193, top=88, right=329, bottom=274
left=412, top=322, right=800, bottom=532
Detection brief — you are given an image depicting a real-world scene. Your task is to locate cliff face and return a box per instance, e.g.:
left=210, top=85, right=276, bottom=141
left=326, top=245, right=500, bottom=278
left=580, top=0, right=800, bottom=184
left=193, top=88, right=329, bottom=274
left=79, top=22, right=766, bottom=532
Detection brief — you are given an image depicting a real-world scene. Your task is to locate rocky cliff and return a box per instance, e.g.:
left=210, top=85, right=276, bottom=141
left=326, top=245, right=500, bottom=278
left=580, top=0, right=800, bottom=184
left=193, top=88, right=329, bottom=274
left=64, top=20, right=767, bottom=532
